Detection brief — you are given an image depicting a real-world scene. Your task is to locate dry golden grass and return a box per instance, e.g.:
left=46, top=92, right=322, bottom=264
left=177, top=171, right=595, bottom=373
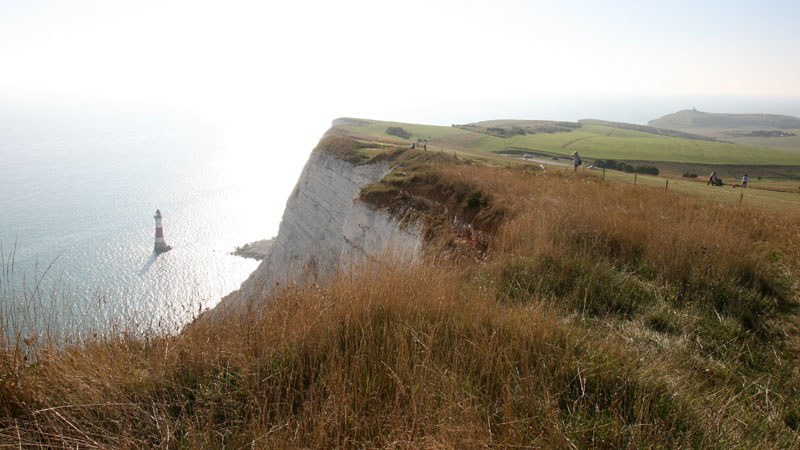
left=2, top=160, right=800, bottom=448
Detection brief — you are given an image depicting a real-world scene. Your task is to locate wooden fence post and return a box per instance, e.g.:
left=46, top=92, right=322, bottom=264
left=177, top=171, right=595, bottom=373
left=602, top=168, right=606, bottom=180
left=634, top=174, right=637, bottom=184
left=665, top=179, right=669, bottom=190
left=740, top=192, right=744, bottom=206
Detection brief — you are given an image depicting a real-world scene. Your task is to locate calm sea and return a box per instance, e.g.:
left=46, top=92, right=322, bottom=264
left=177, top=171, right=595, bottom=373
left=0, top=104, right=313, bottom=335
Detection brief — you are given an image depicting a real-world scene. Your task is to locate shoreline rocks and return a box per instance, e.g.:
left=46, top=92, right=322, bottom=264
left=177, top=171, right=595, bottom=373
left=232, top=238, right=275, bottom=260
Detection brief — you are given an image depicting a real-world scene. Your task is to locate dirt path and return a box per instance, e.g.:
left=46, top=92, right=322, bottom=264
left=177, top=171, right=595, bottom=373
left=517, top=156, right=573, bottom=168
left=562, top=135, right=599, bottom=148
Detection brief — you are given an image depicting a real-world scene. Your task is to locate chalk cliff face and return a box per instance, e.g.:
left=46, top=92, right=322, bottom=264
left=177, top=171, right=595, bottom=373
left=221, top=146, right=421, bottom=309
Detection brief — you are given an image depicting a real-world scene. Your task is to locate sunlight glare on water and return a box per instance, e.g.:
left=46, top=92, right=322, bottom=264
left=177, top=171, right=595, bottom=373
left=0, top=104, right=325, bottom=336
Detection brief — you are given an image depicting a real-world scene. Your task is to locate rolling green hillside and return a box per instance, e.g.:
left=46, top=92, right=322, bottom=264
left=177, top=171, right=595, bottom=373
left=725, top=131, right=800, bottom=151
left=649, top=109, right=800, bottom=130
left=578, top=118, right=716, bottom=141
left=336, top=118, right=800, bottom=166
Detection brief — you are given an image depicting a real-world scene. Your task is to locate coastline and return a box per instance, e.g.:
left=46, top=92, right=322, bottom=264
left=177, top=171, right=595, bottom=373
left=232, top=238, right=275, bottom=260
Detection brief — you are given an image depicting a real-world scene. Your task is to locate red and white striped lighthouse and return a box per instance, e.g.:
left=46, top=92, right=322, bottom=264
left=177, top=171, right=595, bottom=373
left=154, top=209, right=171, bottom=253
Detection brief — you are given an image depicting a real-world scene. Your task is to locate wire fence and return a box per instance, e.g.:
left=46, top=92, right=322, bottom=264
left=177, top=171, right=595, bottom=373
left=555, top=165, right=800, bottom=211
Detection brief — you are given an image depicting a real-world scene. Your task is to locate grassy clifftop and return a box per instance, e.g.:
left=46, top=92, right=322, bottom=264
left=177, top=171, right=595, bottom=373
left=2, top=135, right=800, bottom=448
left=650, top=109, right=800, bottom=130
left=334, top=117, right=800, bottom=167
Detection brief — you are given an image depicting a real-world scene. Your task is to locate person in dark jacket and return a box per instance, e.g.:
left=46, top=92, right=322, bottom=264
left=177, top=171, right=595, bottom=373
left=571, top=151, right=582, bottom=172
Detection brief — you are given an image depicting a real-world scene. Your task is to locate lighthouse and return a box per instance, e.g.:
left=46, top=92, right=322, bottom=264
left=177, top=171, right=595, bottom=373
left=154, top=209, right=172, bottom=253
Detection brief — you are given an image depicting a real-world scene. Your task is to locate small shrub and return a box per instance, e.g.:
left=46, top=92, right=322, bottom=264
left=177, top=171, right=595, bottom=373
left=510, top=126, right=526, bottom=136
left=386, top=126, right=412, bottom=139
left=683, top=172, right=698, bottom=178
left=595, top=160, right=658, bottom=175
left=594, top=159, right=619, bottom=170
left=635, top=165, right=659, bottom=175
left=467, top=191, right=488, bottom=208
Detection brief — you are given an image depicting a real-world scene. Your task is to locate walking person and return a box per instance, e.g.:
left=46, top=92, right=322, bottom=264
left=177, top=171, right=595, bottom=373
left=742, top=174, right=748, bottom=188
left=707, top=171, right=717, bottom=186
left=423, top=139, right=427, bottom=151
left=571, top=151, right=581, bottom=172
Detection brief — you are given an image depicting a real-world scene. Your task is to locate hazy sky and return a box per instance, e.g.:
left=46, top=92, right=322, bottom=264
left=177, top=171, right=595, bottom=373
left=2, top=0, right=800, bottom=240
left=2, top=0, right=799, bottom=125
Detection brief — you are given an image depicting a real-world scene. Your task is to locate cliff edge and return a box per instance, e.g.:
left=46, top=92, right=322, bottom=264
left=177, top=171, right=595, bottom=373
left=219, top=135, right=421, bottom=310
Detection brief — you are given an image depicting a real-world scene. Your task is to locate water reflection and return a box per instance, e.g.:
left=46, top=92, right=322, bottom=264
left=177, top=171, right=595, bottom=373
left=138, top=252, right=158, bottom=275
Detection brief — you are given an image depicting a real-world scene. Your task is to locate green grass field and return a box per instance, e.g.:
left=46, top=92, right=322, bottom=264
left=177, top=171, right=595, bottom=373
left=649, top=126, right=800, bottom=152
left=578, top=167, right=800, bottom=211
left=341, top=120, right=475, bottom=144
left=336, top=117, right=800, bottom=210
left=338, top=119, right=800, bottom=166
left=725, top=130, right=800, bottom=152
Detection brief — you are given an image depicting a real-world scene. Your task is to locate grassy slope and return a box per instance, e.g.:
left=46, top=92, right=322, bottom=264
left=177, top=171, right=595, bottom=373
left=645, top=109, right=800, bottom=153
left=645, top=125, right=800, bottom=152
left=3, top=137, right=800, bottom=447
left=341, top=120, right=473, bottom=143
left=649, top=110, right=800, bottom=130
left=586, top=168, right=800, bottom=209
left=711, top=130, right=800, bottom=152
left=338, top=119, right=800, bottom=165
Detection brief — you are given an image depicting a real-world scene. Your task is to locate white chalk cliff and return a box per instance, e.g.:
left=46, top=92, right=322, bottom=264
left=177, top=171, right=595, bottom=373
left=220, top=144, right=421, bottom=309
